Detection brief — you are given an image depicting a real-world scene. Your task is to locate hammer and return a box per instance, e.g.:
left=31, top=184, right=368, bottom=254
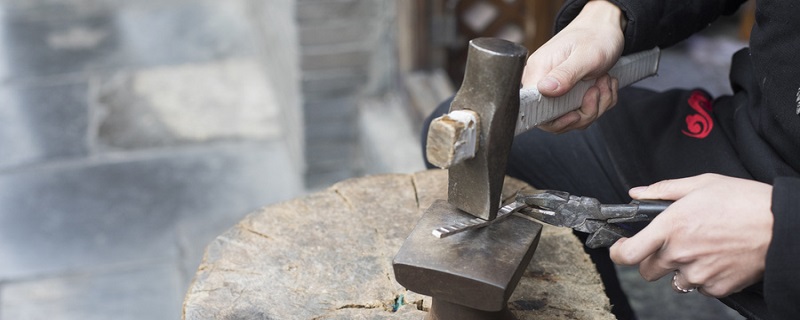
left=427, top=44, right=660, bottom=220
left=394, top=38, right=541, bottom=320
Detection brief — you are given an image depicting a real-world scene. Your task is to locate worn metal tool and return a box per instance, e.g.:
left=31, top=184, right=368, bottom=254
left=427, top=47, right=660, bottom=170
left=433, top=190, right=672, bottom=248
left=394, top=38, right=538, bottom=320
left=441, top=38, right=527, bottom=221
left=519, top=190, right=671, bottom=248
left=431, top=201, right=527, bottom=239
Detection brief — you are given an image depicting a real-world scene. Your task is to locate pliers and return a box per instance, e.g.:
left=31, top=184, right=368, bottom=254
left=432, top=190, right=672, bottom=248
left=517, top=190, right=672, bottom=248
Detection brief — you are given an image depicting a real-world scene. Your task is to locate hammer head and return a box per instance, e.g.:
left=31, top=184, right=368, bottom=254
left=444, top=38, right=527, bottom=220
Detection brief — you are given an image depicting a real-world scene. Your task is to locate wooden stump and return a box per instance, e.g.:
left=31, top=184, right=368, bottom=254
left=182, top=170, right=614, bottom=319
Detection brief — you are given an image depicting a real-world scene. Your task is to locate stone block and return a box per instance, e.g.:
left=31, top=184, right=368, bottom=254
left=306, top=141, right=361, bottom=171
left=301, top=69, right=368, bottom=98
left=296, top=0, right=376, bottom=25
left=258, top=0, right=304, bottom=169
left=301, top=48, right=372, bottom=71
left=91, top=59, right=282, bottom=150
left=0, top=0, right=259, bottom=81
left=299, top=23, right=376, bottom=47
left=0, top=81, right=89, bottom=170
left=303, top=97, right=358, bottom=121
left=305, top=118, right=360, bottom=142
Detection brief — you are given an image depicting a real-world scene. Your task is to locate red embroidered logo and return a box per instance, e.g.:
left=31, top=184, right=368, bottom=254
left=682, top=91, right=713, bottom=139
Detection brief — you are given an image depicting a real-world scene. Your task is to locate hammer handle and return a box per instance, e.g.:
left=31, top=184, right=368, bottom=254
left=515, top=47, right=661, bottom=135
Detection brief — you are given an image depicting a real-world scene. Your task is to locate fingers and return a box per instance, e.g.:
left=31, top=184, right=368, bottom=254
left=638, top=251, right=677, bottom=281
left=537, top=112, right=581, bottom=133
left=629, top=173, right=723, bottom=200
left=672, top=271, right=699, bottom=293
left=576, top=75, right=615, bottom=126
left=609, top=214, right=671, bottom=266
left=610, top=77, right=619, bottom=107
left=537, top=75, right=618, bottom=133
left=538, top=86, right=599, bottom=133
left=614, top=174, right=771, bottom=297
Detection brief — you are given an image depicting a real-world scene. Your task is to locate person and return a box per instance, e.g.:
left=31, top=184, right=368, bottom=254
left=423, top=0, right=799, bottom=318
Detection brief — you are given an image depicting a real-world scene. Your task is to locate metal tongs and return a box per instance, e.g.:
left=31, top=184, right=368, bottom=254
left=432, top=190, right=672, bottom=248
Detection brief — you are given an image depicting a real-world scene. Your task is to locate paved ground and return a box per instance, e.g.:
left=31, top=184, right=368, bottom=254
left=0, top=1, right=750, bottom=319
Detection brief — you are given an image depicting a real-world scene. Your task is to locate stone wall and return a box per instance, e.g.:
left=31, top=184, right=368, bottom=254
left=258, top=0, right=304, bottom=172
left=297, top=0, right=397, bottom=188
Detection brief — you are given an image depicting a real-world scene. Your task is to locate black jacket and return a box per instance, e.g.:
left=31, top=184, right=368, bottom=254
left=555, top=1, right=800, bottom=318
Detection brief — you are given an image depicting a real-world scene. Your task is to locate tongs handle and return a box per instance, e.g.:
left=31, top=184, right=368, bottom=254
left=604, top=199, right=673, bottom=224
left=632, top=199, right=672, bottom=219
left=587, top=199, right=673, bottom=248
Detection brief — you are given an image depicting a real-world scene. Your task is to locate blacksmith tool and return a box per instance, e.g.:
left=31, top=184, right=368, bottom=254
left=426, top=47, right=661, bottom=174
left=434, top=190, right=673, bottom=249
left=393, top=37, right=660, bottom=320
left=394, top=38, right=538, bottom=320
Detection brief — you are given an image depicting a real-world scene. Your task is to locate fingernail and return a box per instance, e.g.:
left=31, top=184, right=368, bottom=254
left=629, top=186, right=646, bottom=197
left=539, top=77, right=559, bottom=92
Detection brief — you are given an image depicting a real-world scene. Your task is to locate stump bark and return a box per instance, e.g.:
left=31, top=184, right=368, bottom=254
left=183, top=170, right=615, bottom=319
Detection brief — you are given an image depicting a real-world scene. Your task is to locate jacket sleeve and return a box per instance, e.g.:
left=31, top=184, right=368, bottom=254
left=764, top=177, right=800, bottom=317
left=553, top=0, right=747, bottom=54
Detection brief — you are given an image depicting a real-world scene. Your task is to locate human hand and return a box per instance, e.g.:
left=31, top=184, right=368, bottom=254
left=609, top=174, right=774, bottom=297
left=521, top=0, right=624, bottom=133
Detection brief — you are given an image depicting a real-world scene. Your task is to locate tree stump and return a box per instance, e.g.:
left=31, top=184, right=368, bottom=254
left=182, top=170, right=614, bottom=319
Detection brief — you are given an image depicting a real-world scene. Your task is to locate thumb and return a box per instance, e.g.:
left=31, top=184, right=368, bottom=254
left=537, top=55, right=592, bottom=97
left=629, top=175, right=709, bottom=200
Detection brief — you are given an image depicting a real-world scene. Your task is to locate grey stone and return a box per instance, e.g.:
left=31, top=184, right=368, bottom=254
left=1, top=263, right=183, bottom=320
left=91, top=59, right=283, bottom=150
left=0, top=141, right=302, bottom=281
left=359, top=96, right=426, bottom=175
left=303, top=97, right=358, bottom=120
left=256, top=0, right=304, bottom=168
left=0, top=81, right=89, bottom=170
left=299, top=24, right=377, bottom=47
left=304, top=100, right=359, bottom=139
left=296, top=0, right=377, bottom=25
left=305, top=141, right=361, bottom=171
left=183, top=170, right=614, bottom=319
left=305, top=119, right=360, bottom=142
left=301, top=69, right=369, bottom=98
left=0, top=0, right=259, bottom=81
left=301, top=49, right=373, bottom=71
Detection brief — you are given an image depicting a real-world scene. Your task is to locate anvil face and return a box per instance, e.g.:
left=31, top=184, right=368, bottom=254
left=393, top=200, right=542, bottom=312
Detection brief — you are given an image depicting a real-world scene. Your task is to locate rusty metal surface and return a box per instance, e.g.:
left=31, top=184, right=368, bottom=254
left=393, top=200, right=542, bottom=313
left=446, top=38, right=527, bottom=220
